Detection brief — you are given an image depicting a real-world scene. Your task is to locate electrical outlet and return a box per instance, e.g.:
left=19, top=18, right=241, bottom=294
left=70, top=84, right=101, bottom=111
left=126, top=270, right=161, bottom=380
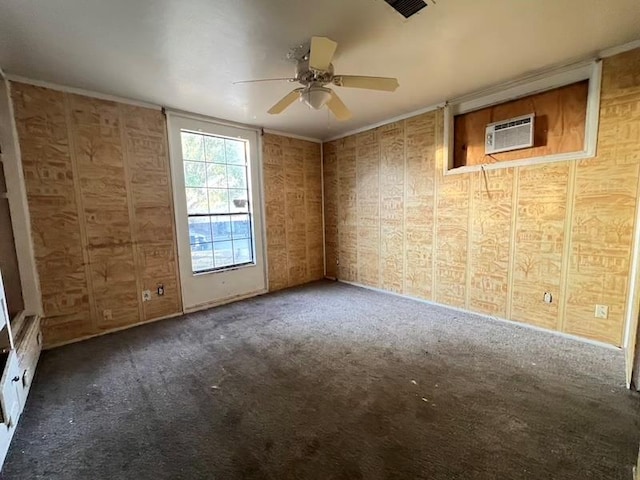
left=102, top=309, right=112, bottom=321
left=595, top=304, right=609, bottom=319
left=142, top=290, right=152, bottom=302
left=157, top=284, right=164, bottom=296
left=543, top=292, right=552, bottom=304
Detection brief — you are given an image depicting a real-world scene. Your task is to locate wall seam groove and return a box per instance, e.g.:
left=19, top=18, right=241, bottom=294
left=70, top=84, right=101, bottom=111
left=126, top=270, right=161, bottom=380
left=506, top=167, right=520, bottom=320
left=118, top=105, right=146, bottom=324
left=431, top=110, right=439, bottom=299
left=464, top=172, right=475, bottom=310
left=402, top=120, right=408, bottom=294
left=558, top=160, right=578, bottom=334
left=63, top=92, right=99, bottom=331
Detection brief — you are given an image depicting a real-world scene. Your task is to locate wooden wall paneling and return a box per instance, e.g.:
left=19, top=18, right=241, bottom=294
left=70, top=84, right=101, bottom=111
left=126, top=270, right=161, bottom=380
left=434, top=166, right=470, bottom=308
left=565, top=157, right=637, bottom=344
left=511, top=163, right=569, bottom=329
left=404, top=112, right=437, bottom=300
left=121, top=105, right=181, bottom=320
left=453, top=81, right=589, bottom=168
left=67, top=94, right=139, bottom=331
left=303, top=140, right=324, bottom=282
left=468, top=168, right=513, bottom=316
left=323, top=48, right=640, bottom=346
left=11, top=84, right=93, bottom=345
left=119, top=107, right=146, bottom=325
left=356, top=129, right=380, bottom=288
left=323, top=141, right=338, bottom=279
left=564, top=50, right=640, bottom=345
left=263, top=134, right=288, bottom=291
left=263, top=133, right=323, bottom=291
left=337, top=136, right=358, bottom=282
left=283, top=138, right=307, bottom=286
left=378, top=122, right=405, bottom=293
left=12, top=83, right=182, bottom=346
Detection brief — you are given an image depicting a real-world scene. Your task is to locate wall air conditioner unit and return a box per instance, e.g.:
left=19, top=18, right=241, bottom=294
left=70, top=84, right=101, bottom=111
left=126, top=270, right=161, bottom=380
left=485, top=114, right=535, bottom=154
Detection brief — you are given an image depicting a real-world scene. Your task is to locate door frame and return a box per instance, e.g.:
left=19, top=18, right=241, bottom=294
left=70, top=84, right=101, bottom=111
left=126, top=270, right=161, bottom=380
left=166, top=111, right=268, bottom=313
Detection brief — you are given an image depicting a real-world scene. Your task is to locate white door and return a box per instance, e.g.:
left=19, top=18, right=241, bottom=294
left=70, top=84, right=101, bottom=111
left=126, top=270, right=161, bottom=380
left=167, top=114, right=267, bottom=312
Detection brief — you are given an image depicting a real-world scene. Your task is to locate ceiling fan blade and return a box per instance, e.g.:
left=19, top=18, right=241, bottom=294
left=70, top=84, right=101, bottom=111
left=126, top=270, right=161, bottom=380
left=233, top=78, right=295, bottom=85
left=327, top=91, right=352, bottom=121
left=333, top=75, right=399, bottom=92
left=309, top=36, right=338, bottom=71
left=267, top=89, right=303, bottom=115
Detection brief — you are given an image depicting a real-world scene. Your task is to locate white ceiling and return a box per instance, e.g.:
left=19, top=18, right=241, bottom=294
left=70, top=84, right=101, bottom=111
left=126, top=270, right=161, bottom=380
left=1, top=0, right=639, bottom=140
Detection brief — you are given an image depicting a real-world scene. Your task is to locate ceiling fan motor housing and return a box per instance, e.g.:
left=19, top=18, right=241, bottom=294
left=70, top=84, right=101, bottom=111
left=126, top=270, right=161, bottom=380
left=296, top=59, right=334, bottom=86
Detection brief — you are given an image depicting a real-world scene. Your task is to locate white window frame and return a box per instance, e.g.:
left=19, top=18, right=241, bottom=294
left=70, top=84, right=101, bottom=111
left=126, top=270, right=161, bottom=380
left=443, top=60, right=602, bottom=175
left=167, top=111, right=267, bottom=312
left=180, top=129, right=256, bottom=274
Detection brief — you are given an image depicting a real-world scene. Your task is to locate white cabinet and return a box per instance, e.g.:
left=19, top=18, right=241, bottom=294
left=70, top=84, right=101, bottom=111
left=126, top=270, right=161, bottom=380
left=0, top=269, right=41, bottom=468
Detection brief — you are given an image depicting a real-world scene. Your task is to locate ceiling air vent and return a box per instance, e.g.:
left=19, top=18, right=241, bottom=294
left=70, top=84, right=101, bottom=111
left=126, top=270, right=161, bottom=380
left=384, top=0, right=427, bottom=18
left=485, top=114, right=535, bottom=154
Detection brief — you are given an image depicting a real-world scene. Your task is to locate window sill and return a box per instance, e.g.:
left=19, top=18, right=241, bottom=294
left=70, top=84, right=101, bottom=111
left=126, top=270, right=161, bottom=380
left=193, top=261, right=256, bottom=276
left=444, top=149, right=595, bottom=176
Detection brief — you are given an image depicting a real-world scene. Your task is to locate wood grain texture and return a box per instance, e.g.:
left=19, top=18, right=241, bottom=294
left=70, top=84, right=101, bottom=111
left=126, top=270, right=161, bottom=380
left=405, top=113, right=436, bottom=300
left=454, top=80, right=588, bottom=167
left=356, top=130, right=380, bottom=288
left=323, top=142, right=338, bottom=279
left=263, top=134, right=323, bottom=291
left=468, top=168, right=513, bottom=316
left=323, top=49, right=640, bottom=346
left=379, top=122, right=405, bottom=293
left=434, top=137, right=470, bottom=309
left=511, top=163, right=569, bottom=329
left=11, top=83, right=182, bottom=346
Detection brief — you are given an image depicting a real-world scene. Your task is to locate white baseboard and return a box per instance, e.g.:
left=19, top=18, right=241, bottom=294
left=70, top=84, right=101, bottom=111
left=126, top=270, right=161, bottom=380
left=335, top=278, right=620, bottom=352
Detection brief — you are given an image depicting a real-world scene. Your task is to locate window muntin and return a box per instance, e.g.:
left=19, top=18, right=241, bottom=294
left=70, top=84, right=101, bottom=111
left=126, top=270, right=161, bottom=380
left=180, top=131, right=254, bottom=274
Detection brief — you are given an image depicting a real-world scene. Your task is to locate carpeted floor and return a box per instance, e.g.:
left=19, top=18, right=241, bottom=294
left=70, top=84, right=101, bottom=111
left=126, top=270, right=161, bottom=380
left=4, top=281, right=640, bottom=479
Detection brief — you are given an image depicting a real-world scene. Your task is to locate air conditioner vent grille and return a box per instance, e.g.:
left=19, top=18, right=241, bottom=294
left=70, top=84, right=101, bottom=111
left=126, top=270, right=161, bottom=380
left=384, top=0, right=428, bottom=18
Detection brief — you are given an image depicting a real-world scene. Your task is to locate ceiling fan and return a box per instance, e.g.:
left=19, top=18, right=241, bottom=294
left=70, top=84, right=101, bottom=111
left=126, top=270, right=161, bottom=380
left=234, top=36, right=400, bottom=121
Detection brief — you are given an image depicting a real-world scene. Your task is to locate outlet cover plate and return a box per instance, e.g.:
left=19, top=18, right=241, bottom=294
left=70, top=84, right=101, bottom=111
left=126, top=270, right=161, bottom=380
left=594, top=304, right=609, bottom=319
left=142, top=290, right=152, bottom=302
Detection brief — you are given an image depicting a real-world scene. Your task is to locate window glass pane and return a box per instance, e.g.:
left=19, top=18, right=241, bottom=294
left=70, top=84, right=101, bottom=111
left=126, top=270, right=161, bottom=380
left=184, top=161, right=207, bottom=187
left=227, top=165, right=247, bottom=189
left=233, top=238, right=252, bottom=264
left=205, top=136, right=226, bottom=163
left=211, top=216, right=232, bottom=241
left=188, top=217, right=212, bottom=244
left=183, top=131, right=254, bottom=273
left=229, top=189, right=249, bottom=213
left=191, top=242, right=213, bottom=272
left=213, top=241, right=234, bottom=268
left=181, top=132, right=204, bottom=161
left=231, top=214, right=250, bottom=239
left=186, top=188, right=209, bottom=214
left=209, top=189, right=229, bottom=214
left=206, top=163, right=227, bottom=188
left=225, top=139, right=246, bottom=165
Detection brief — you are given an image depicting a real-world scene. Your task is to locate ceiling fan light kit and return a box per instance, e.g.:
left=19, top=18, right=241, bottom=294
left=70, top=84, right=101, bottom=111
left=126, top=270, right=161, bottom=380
left=236, top=36, right=400, bottom=121
left=300, top=86, right=333, bottom=110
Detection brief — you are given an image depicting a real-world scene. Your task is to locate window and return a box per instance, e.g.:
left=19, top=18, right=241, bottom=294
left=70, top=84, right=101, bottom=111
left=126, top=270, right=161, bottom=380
left=444, top=60, right=602, bottom=174
left=180, top=131, right=254, bottom=273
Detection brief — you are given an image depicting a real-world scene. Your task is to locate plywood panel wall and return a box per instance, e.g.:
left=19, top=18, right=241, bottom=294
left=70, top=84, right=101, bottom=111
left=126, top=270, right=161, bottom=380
left=263, top=133, right=323, bottom=291
left=323, top=48, right=640, bottom=346
left=11, top=82, right=182, bottom=347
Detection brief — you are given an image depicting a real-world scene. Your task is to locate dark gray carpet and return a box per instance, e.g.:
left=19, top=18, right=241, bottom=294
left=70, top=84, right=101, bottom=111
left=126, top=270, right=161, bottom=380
left=4, top=281, right=640, bottom=479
